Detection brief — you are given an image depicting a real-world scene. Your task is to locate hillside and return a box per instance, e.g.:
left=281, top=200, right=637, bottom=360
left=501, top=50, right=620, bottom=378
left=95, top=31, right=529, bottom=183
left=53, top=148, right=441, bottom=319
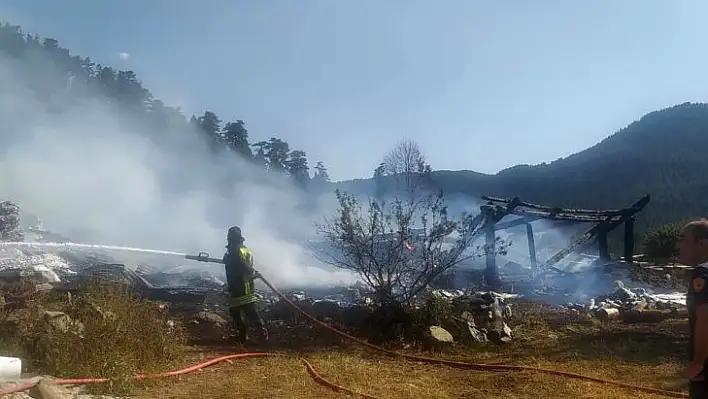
left=0, top=21, right=704, bottom=248
left=341, top=102, right=708, bottom=242
left=0, top=22, right=332, bottom=194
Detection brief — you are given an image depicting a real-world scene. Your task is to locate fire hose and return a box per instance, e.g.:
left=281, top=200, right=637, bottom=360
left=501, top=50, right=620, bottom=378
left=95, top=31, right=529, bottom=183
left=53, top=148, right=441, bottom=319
left=0, top=262, right=691, bottom=399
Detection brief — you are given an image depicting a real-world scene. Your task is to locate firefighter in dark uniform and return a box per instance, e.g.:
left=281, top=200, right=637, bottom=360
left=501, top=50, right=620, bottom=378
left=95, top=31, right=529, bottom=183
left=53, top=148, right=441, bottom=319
left=677, top=219, right=708, bottom=398
left=223, top=226, right=268, bottom=342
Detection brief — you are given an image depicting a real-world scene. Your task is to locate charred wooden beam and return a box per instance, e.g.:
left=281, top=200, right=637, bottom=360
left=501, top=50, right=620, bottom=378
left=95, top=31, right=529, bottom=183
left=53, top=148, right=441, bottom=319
left=526, top=223, right=537, bottom=268
left=539, top=195, right=648, bottom=270
left=480, top=203, right=515, bottom=291
left=494, top=216, right=541, bottom=230
left=624, top=217, right=635, bottom=265
left=598, top=223, right=610, bottom=262
left=508, top=208, right=628, bottom=223
left=483, top=217, right=498, bottom=290
left=539, top=223, right=605, bottom=270
left=482, top=194, right=650, bottom=217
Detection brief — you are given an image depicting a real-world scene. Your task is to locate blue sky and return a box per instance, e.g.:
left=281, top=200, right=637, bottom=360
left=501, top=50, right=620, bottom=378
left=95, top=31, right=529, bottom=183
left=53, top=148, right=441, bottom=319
left=1, top=0, right=707, bottom=181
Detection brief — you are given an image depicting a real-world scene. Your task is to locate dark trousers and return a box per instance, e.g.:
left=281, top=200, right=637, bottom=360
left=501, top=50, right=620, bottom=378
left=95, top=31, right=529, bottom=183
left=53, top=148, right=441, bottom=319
left=229, top=303, right=266, bottom=340
left=690, top=380, right=708, bottom=398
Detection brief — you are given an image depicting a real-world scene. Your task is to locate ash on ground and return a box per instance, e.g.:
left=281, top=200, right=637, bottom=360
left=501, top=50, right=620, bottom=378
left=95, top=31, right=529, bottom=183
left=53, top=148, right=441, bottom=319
left=0, top=227, right=693, bottom=349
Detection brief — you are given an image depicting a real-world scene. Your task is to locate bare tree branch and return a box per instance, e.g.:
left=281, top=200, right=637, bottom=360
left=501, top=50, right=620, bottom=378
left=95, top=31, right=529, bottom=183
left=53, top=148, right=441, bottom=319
left=382, top=139, right=432, bottom=196
left=315, top=142, right=512, bottom=307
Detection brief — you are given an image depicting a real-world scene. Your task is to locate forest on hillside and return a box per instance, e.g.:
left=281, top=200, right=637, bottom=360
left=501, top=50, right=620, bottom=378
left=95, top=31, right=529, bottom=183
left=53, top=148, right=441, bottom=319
left=1, top=21, right=704, bottom=252
left=340, top=102, right=708, bottom=247
left=429, top=102, right=708, bottom=241
left=0, top=22, right=332, bottom=193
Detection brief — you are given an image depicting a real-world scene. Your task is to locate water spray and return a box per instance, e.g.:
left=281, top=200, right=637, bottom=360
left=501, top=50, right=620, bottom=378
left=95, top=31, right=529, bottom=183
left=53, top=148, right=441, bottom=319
left=0, top=242, right=224, bottom=268
left=0, top=241, right=187, bottom=257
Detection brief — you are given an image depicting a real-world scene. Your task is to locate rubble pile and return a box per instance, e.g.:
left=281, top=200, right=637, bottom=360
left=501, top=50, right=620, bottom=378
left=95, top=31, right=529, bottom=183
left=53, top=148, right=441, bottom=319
left=425, top=290, right=515, bottom=345
left=564, top=280, right=687, bottom=323
left=0, top=248, right=73, bottom=285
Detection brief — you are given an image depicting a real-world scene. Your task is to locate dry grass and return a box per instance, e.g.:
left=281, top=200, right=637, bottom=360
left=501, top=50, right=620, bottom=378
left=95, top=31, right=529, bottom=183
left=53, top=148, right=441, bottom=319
left=0, top=283, right=691, bottom=399
left=0, top=280, right=186, bottom=394
left=133, top=300, right=691, bottom=399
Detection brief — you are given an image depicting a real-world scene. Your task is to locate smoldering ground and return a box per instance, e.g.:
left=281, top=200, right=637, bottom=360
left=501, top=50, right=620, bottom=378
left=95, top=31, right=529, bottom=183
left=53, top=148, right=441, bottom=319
left=0, top=51, right=356, bottom=288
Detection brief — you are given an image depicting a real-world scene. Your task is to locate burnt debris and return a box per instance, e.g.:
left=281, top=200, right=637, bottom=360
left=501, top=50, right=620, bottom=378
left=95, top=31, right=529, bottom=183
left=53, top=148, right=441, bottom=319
left=477, top=195, right=650, bottom=291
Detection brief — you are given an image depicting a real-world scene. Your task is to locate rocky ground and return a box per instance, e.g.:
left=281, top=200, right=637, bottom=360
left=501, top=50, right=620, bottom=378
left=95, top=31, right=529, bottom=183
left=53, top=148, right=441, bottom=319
left=0, top=243, right=695, bottom=398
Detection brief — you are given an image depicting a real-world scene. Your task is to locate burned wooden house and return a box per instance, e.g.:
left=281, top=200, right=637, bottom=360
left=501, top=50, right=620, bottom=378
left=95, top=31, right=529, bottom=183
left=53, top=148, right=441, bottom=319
left=465, top=195, right=651, bottom=290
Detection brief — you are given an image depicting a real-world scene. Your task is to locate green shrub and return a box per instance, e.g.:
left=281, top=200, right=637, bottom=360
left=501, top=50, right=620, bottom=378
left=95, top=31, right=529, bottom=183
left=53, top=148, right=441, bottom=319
left=642, top=222, right=683, bottom=260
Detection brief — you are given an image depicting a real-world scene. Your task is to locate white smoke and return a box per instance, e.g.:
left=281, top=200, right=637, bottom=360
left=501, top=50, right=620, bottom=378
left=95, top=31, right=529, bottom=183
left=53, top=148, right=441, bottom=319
left=0, top=50, right=356, bottom=288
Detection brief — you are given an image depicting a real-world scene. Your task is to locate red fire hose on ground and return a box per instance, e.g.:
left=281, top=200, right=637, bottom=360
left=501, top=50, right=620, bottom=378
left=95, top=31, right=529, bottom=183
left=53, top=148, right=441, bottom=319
left=0, top=274, right=690, bottom=398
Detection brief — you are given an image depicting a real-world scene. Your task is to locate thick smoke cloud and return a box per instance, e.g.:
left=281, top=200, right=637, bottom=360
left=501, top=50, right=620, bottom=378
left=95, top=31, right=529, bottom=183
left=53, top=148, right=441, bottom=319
left=0, top=52, right=356, bottom=288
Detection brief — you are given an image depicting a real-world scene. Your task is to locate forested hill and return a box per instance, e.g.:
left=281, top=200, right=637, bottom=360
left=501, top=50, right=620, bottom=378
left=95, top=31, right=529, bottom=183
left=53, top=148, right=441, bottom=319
left=340, top=102, right=708, bottom=236
left=1, top=21, right=705, bottom=239
left=0, top=22, right=333, bottom=191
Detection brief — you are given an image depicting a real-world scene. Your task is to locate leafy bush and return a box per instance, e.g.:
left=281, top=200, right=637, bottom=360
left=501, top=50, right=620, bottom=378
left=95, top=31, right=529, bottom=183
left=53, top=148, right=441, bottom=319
left=642, top=222, right=683, bottom=260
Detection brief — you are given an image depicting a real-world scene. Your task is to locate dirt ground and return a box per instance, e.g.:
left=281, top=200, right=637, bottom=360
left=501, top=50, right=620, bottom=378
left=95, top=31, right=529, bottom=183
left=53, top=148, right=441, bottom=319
left=0, top=284, right=690, bottom=399
left=131, top=301, right=690, bottom=399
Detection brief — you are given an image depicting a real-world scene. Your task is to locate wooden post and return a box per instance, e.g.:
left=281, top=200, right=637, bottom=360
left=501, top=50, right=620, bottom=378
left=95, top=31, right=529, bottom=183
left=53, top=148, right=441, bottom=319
left=598, top=223, right=610, bottom=262
left=481, top=206, right=501, bottom=291
left=624, top=217, right=635, bottom=264
left=525, top=223, right=537, bottom=268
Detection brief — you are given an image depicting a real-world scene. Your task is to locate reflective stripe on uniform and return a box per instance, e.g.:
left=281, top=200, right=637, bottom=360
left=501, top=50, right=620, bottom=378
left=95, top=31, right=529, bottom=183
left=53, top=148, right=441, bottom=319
left=230, top=293, right=259, bottom=307
left=229, top=265, right=258, bottom=308
left=239, top=247, right=254, bottom=268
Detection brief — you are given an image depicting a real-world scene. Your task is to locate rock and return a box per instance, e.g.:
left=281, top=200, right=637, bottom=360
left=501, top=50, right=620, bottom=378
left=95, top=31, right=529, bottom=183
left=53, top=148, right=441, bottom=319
left=193, top=311, right=228, bottom=328
left=461, top=321, right=487, bottom=343
left=429, top=326, right=454, bottom=343
left=0, top=268, right=58, bottom=285
left=0, top=376, right=122, bottom=399
left=487, top=321, right=512, bottom=344
left=501, top=304, right=512, bottom=319
left=0, top=377, right=43, bottom=399
left=631, top=298, right=647, bottom=312
left=35, top=283, right=54, bottom=292
left=455, top=311, right=488, bottom=343
left=43, top=311, right=84, bottom=335
left=609, top=287, right=636, bottom=302
left=32, top=378, right=65, bottom=399
left=594, top=307, right=620, bottom=321
left=460, top=311, right=475, bottom=324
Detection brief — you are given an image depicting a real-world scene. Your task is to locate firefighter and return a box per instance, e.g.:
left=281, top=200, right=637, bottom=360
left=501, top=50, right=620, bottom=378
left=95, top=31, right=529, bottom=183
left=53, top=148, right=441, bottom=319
left=679, top=219, right=708, bottom=398
left=223, top=226, right=268, bottom=342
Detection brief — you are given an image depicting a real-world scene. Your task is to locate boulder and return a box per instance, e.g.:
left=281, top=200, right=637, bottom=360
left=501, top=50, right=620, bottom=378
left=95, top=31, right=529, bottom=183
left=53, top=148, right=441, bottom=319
left=192, top=311, right=228, bottom=328
left=487, top=321, right=512, bottom=344
left=594, top=307, right=621, bottom=321
left=459, top=320, right=487, bottom=344
left=429, top=325, right=454, bottom=343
